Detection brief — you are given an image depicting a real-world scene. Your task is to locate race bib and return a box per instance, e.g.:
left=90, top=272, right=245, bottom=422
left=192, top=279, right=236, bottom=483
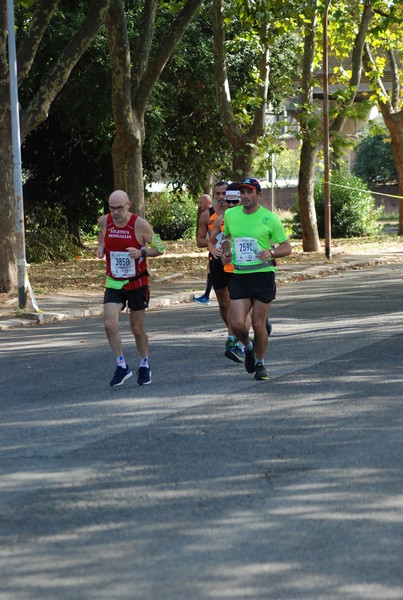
left=234, top=237, right=260, bottom=263
left=110, top=251, right=136, bottom=278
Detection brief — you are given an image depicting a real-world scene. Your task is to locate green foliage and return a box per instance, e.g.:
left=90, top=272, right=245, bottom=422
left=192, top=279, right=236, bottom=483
left=292, top=171, right=382, bottom=238
left=144, top=6, right=232, bottom=194
left=352, top=128, right=397, bottom=185
left=145, top=190, right=197, bottom=240
left=19, top=1, right=114, bottom=237
left=25, top=204, right=78, bottom=263
left=253, top=144, right=300, bottom=180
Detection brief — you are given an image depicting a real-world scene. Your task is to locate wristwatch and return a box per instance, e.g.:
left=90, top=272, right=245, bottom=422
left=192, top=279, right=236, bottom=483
left=141, top=247, right=147, bottom=258
left=270, top=248, right=276, bottom=257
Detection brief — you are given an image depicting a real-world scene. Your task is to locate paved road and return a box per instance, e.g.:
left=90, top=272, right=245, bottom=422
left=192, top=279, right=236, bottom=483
left=0, top=263, right=402, bottom=599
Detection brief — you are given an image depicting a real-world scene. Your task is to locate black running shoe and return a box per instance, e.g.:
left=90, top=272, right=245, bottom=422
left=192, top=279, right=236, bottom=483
left=110, top=365, right=132, bottom=387
left=244, top=342, right=256, bottom=373
left=254, top=363, right=269, bottom=381
left=266, top=319, right=272, bottom=336
left=137, top=365, right=151, bottom=385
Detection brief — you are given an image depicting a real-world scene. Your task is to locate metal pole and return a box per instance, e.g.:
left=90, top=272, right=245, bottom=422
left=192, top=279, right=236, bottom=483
left=6, top=0, right=27, bottom=308
left=323, top=0, right=331, bottom=259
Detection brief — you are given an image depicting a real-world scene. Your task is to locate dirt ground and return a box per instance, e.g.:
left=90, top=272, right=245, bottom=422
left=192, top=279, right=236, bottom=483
left=1, top=233, right=401, bottom=304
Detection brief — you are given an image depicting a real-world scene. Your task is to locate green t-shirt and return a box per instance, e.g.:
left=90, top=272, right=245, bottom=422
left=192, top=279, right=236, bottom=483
left=223, top=205, right=287, bottom=273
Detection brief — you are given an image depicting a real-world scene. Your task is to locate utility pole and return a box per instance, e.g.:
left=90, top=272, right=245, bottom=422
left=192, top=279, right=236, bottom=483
left=7, top=0, right=27, bottom=308
left=323, top=0, right=332, bottom=259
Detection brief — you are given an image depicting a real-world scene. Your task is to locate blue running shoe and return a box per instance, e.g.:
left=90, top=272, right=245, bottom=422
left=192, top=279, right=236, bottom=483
left=137, top=365, right=151, bottom=385
left=194, top=295, right=210, bottom=305
left=110, top=365, right=132, bottom=387
left=225, top=339, right=245, bottom=363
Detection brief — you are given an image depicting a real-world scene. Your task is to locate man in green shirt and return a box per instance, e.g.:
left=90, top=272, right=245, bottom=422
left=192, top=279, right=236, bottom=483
left=222, top=178, right=292, bottom=380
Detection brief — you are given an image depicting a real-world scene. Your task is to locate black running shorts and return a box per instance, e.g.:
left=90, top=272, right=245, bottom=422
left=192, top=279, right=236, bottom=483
left=209, top=257, right=231, bottom=291
left=229, top=271, right=276, bottom=304
left=104, top=285, right=150, bottom=311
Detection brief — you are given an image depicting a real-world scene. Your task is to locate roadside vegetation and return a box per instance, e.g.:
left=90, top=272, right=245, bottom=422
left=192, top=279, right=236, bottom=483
left=0, top=224, right=399, bottom=303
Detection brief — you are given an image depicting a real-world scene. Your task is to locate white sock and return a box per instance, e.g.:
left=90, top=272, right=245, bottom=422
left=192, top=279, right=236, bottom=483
left=117, top=355, right=126, bottom=369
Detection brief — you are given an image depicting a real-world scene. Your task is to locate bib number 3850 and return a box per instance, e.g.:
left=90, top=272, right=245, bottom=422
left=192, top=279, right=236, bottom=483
left=110, top=251, right=136, bottom=278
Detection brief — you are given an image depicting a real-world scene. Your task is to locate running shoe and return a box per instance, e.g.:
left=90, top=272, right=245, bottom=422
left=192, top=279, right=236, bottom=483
left=225, top=340, right=245, bottom=363
left=254, top=362, right=269, bottom=381
left=194, top=295, right=210, bottom=305
left=110, top=365, right=132, bottom=387
left=244, top=341, right=256, bottom=373
left=266, top=319, right=272, bottom=336
left=137, top=365, right=151, bottom=385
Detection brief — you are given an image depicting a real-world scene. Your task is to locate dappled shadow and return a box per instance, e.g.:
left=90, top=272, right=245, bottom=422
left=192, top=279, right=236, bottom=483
left=0, top=269, right=402, bottom=598
left=1, top=334, right=402, bottom=598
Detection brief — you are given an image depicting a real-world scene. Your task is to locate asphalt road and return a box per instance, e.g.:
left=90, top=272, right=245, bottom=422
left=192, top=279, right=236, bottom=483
left=0, top=263, right=402, bottom=600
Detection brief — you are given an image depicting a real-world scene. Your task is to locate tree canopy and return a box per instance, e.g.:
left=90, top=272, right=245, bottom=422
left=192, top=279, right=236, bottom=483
left=1, top=0, right=402, bottom=292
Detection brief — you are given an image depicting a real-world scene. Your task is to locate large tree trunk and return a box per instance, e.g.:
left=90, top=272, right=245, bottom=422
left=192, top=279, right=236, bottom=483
left=105, top=0, right=146, bottom=214
left=381, top=110, right=403, bottom=235
left=110, top=125, right=145, bottom=215
left=0, top=0, right=111, bottom=292
left=297, top=2, right=321, bottom=252
left=365, top=44, right=403, bottom=236
left=231, top=140, right=256, bottom=181
left=106, top=0, right=203, bottom=216
left=298, top=139, right=321, bottom=251
left=213, top=0, right=269, bottom=180
left=0, top=119, right=17, bottom=292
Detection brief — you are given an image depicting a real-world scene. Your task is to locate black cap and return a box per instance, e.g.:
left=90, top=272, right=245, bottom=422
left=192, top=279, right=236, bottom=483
left=240, top=178, right=261, bottom=192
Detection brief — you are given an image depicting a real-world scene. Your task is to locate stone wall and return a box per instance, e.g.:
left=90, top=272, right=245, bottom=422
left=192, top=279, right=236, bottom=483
left=262, top=184, right=400, bottom=214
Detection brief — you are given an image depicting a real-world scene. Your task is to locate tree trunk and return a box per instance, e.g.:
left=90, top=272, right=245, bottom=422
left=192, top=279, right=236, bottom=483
left=364, top=44, right=403, bottom=235
left=0, top=0, right=110, bottom=292
left=212, top=0, right=269, bottom=180
left=0, top=118, right=17, bottom=292
left=106, top=0, right=203, bottom=216
left=296, top=2, right=321, bottom=252
left=111, top=123, right=145, bottom=216
left=298, top=139, right=321, bottom=252
left=231, top=141, right=256, bottom=181
left=68, top=218, right=83, bottom=247
left=381, top=110, right=403, bottom=235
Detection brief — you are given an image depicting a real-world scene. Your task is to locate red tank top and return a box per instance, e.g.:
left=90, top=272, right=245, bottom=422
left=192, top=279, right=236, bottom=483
left=104, top=213, right=148, bottom=290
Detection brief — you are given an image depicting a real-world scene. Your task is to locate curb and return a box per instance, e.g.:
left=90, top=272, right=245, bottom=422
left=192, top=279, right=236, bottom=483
left=0, top=256, right=400, bottom=330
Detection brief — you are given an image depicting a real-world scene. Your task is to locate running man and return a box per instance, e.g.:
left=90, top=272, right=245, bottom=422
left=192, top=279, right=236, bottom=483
left=221, top=178, right=292, bottom=380
left=197, top=180, right=243, bottom=361
left=194, top=193, right=213, bottom=304
left=96, top=190, right=164, bottom=387
left=207, top=182, right=245, bottom=363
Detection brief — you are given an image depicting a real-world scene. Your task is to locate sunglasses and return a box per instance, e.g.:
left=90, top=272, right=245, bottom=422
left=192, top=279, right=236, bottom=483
left=226, top=198, right=241, bottom=204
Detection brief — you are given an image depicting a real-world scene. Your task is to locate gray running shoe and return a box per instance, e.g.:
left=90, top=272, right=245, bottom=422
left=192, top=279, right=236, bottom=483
left=254, top=362, right=269, bottom=381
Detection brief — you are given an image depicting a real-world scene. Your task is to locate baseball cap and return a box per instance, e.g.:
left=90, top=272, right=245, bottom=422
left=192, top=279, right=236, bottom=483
left=225, top=182, right=241, bottom=203
left=240, top=178, right=261, bottom=191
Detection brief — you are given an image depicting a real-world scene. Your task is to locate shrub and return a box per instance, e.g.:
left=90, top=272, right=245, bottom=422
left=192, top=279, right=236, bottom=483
left=291, top=171, right=381, bottom=238
left=25, top=204, right=77, bottom=263
left=145, top=189, right=197, bottom=240
left=352, top=129, right=397, bottom=185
